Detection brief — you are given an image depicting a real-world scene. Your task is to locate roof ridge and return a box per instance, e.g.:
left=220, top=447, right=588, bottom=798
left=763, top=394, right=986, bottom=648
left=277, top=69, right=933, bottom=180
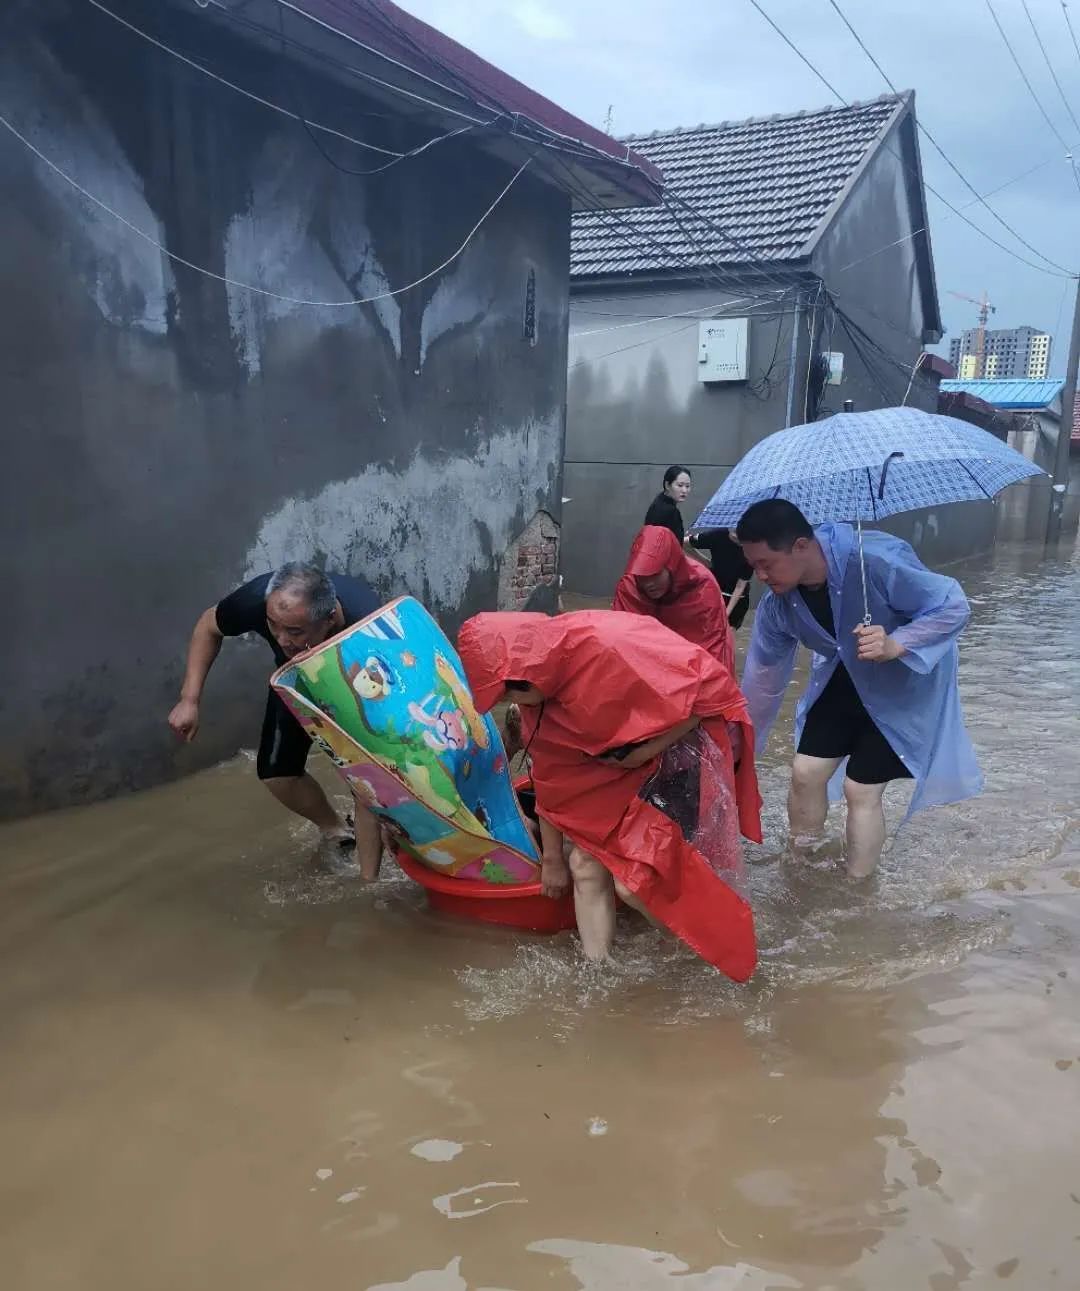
left=618, top=91, right=908, bottom=143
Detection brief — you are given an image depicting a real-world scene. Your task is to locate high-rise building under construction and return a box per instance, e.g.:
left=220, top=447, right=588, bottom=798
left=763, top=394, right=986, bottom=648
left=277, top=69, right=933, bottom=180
left=948, top=325, right=1052, bottom=379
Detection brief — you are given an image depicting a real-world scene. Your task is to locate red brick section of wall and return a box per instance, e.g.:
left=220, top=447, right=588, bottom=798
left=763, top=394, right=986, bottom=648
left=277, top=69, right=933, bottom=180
left=509, top=532, right=559, bottom=609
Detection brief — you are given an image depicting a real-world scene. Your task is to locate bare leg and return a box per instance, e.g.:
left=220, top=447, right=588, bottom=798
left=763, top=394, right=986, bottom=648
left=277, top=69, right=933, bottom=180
left=262, top=774, right=348, bottom=837
left=567, top=847, right=617, bottom=960
left=843, top=778, right=887, bottom=878
left=612, top=879, right=659, bottom=927
left=352, top=801, right=382, bottom=880
left=788, top=754, right=842, bottom=854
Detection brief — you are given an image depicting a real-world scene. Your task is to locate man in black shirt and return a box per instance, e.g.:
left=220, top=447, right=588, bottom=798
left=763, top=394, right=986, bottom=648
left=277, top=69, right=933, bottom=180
left=168, top=562, right=382, bottom=872
left=689, top=528, right=754, bottom=629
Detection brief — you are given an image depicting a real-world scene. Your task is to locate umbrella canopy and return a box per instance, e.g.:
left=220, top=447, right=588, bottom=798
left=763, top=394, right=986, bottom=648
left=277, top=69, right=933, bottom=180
left=693, top=406, right=1046, bottom=530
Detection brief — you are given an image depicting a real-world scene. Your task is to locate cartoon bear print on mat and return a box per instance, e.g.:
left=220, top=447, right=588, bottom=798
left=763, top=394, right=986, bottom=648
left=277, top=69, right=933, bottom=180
left=347, top=654, right=396, bottom=702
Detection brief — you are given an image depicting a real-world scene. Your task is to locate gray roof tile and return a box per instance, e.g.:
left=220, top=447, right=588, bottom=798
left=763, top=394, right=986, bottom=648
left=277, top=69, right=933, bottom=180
left=570, top=95, right=904, bottom=278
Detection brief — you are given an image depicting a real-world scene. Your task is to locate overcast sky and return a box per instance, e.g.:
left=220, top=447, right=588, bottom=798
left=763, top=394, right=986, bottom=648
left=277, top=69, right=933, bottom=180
left=404, top=0, right=1080, bottom=375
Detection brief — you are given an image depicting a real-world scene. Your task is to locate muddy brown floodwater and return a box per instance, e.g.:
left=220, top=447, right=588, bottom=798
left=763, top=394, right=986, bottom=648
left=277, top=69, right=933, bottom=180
left=2, top=541, right=1080, bottom=1291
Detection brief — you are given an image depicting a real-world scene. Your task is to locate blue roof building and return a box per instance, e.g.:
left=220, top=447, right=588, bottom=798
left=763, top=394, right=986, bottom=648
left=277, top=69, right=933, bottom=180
left=939, top=378, right=1063, bottom=410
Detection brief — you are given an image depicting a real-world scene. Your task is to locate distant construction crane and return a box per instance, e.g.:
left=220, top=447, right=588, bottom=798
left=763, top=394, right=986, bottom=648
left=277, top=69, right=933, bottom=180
left=948, top=290, right=996, bottom=378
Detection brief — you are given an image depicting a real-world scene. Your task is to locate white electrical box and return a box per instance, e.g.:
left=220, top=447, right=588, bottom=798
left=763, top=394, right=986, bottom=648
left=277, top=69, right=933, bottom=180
left=697, top=318, right=748, bottom=383
left=826, top=351, right=845, bottom=386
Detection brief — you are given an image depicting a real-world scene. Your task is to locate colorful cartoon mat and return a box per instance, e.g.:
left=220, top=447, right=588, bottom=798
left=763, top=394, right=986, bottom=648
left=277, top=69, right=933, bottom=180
left=271, top=597, right=540, bottom=884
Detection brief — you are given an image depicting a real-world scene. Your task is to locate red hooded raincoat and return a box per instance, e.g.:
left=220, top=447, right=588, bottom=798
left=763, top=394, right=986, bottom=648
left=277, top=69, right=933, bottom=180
left=457, top=611, right=762, bottom=980
left=613, top=525, right=736, bottom=675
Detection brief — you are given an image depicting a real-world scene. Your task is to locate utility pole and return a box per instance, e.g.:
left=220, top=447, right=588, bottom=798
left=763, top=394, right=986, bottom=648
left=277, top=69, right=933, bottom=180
left=1047, top=274, right=1080, bottom=543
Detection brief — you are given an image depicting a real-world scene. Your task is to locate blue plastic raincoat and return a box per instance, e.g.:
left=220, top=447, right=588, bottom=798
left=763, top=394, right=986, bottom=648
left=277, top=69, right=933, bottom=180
left=741, top=523, right=983, bottom=815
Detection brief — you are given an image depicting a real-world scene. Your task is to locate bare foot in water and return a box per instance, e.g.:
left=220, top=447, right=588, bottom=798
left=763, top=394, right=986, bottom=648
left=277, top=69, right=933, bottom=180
left=845, top=855, right=879, bottom=880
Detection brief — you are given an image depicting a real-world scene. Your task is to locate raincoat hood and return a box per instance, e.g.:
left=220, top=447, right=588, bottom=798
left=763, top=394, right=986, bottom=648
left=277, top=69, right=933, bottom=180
left=456, top=612, right=551, bottom=715
left=624, top=525, right=692, bottom=585
left=457, top=610, right=734, bottom=756
left=613, top=527, right=735, bottom=674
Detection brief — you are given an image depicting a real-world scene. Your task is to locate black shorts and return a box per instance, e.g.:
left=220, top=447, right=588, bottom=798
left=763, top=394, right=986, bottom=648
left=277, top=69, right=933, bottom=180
left=256, top=688, right=311, bottom=781
left=797, top=668, right=912, bottom=786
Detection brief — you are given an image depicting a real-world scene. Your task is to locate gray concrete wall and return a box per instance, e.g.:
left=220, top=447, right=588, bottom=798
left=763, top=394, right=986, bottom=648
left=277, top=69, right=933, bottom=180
left=564, top=285, right=798, bottom=596
left=1, top=0, right=570, bottom=817
left=810, top=123, right=935, bottom=414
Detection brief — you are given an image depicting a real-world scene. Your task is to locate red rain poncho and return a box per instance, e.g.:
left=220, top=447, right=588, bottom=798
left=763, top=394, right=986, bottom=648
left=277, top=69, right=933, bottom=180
left=613, top=526, right=736, bottom=675
left=457, top=611, right=762, bottom=980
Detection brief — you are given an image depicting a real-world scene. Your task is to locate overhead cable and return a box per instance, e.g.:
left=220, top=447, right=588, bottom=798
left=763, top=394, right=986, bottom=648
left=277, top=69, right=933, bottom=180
left=86, top=0, right=404, bottom=156
left=0, top=107, right=530, bottom=308
left=747, top=0, right=1074, bottom=277
left=826, top=0, right=1075, bottom=273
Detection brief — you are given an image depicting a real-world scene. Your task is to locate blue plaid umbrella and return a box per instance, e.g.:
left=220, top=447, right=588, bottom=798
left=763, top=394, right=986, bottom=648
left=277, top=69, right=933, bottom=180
left=693, top=406, right=1044, bottom=530
left=692, top=405, right=1046, bottom=622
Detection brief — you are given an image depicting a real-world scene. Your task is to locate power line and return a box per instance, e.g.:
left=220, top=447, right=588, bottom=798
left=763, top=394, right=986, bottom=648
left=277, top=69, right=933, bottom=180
left=1021, top=0, right=1080, bottom=138
left=538, top=144, right=797, bottom=305
left=204, top=0, right=494, bottom=128
left=0, top=106, right=531, bottom=307
left=1063, top=1, right=1080, bottom=68
left=834, top=310, right=902, bottom=405
left=747, top=0, right=1074, bottom=277
left=985, top=0, right=1072, bottom=152
left=572, top=307, right=801, bottom=373
left=826, top=0, right=1074, bottom=275
left=571, top=290, right=789, bottom=338
left=273, top=0, right=487, bottom=117
left=987, top=0, right=1080, bottom=199
left=265, top=0, right=656, bottom=183
left=746, top=0, right=847, bottom=101
left=336, top=0, right=502, bottom=114
left=570, top=319, right=698, bottom=369
left=833, top=154, right=1062, bottom=274
left=648, top=169, right=930, bottom=345
left=830, top=302, right=947, bottom=404
left=201, top=0, right=664, bottom=219
left=659, top=188, right=805, bottom=297
left=345, top=0, right=651, bottom=176
left=91, top=0, right=487, bottom=179
left=87, top=0, right=403, bottom=155
left=272, top=0, right=483, bottom=175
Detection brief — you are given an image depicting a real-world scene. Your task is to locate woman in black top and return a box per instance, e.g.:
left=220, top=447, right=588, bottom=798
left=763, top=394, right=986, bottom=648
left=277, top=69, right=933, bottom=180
left=644, top=465, right=692, bottom=545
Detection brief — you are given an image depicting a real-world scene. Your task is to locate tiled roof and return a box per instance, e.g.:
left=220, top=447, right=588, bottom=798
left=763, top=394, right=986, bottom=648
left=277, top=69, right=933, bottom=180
left=940, top=378, right=1064, bottom=410
left=571, top=95, right=905, bottom=278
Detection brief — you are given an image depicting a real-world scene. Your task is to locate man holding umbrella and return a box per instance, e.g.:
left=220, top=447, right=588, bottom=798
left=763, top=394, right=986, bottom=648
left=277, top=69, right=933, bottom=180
left=735, top=498, right=982, bottom=877
left=692, top=405, right=1042, bottom=877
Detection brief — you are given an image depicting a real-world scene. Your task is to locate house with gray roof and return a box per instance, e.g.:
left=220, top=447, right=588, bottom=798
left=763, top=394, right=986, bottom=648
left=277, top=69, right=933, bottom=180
left=563, top=93, right=944, bottom=594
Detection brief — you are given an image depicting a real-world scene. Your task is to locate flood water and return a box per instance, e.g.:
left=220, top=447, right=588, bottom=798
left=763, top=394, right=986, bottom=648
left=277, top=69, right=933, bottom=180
left=3, top=540, right=1080, bottom=1290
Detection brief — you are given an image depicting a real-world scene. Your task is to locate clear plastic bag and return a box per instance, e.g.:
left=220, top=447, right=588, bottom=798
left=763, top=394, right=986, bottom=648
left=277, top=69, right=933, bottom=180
left=637, top=727, right=745, bottom=895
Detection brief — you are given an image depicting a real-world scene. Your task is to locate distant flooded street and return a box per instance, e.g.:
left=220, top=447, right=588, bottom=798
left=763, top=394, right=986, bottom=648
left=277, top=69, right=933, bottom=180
left=2, top=539, right=1079, bottom=1291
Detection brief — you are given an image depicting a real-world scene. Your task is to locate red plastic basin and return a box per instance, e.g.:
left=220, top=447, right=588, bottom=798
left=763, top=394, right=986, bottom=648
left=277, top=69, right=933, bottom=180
left=394, top=848, right=576, bottom=934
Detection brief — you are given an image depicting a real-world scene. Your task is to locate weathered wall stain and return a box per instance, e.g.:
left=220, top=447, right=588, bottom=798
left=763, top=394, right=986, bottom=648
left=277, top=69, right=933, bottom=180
left=1, top=1, right=570, bottom=818
left=242, top=420, right=562, bottom=611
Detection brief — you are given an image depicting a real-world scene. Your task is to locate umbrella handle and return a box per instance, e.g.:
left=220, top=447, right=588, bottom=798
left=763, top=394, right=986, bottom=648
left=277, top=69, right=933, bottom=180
left=860, top=455, right=902, bottom=630
left=857, top=517, right=872, bottom=627
left=878, top=451, right=905, bottom=500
